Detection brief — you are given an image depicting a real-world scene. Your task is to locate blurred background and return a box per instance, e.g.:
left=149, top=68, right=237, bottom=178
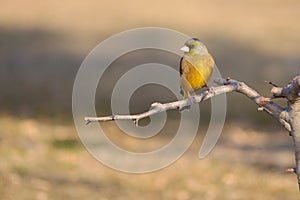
left=1, top=0, right=300, bottom=199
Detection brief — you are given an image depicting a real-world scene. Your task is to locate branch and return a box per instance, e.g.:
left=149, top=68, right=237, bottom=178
left=271, top=76, right=300, bottom=102
left=85, top=78, right=290, bottom=131
left=85, top=75, right=300, bottom=190
left=85, top=81, right=236, bottom=125
left=263, top=75, right=300, bottom=190
left=218, top=78, right=291, bottom=132
left=280, top=75, right=300, bottom=190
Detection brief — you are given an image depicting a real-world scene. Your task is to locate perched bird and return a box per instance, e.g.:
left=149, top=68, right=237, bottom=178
left=179, top=38, right=215, bottom=102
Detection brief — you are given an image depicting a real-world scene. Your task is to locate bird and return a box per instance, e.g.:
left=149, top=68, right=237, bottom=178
left=179, top=38, right=215, bottom=105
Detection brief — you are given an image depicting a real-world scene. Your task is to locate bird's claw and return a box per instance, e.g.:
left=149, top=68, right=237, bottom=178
left=208, top=86, right=216, bottom=95
left=179, top=95, right=195, bottom=112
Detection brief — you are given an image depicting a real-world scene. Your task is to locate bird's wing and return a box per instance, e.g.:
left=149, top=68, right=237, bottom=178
left=179, top=57, right=184, bottom=96
left=179, top=57, right=183, bottom=76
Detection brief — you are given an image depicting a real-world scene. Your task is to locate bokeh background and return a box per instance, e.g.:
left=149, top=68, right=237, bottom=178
left=1, top=0, right=300, bottom=199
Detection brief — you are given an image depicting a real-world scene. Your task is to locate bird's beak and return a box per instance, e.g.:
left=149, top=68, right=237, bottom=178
left=180, top=45, right=190, bottom=53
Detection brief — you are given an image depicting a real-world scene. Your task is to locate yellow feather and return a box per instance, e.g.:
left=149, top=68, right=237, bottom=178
left=180, top=45, right=214, bottom=99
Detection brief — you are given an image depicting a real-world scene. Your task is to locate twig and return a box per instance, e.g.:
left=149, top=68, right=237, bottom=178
left=264, top=80, right=279, bottom=87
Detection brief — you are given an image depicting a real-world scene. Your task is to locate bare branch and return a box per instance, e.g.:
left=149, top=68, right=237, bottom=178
left=285, top=75, right=300, bottom=190
left=85, top=83, right=235, bottom=126
left=84, top=75, right=300, bottom=190
left=264, top=80, right=279, bottom=87
left=85, top=78, right=290, bottom=131
left=266, top=75, right=300, bottom=191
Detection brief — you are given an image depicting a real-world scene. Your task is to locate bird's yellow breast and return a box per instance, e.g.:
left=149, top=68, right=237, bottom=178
left=180, top=54, right=214, bottom=91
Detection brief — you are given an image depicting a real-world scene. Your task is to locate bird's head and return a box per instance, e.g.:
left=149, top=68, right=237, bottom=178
left=180, top=38, right=208, bottom=56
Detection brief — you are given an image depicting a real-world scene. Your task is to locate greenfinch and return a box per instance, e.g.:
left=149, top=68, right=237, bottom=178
left=179, top=38, right=215, bottom=100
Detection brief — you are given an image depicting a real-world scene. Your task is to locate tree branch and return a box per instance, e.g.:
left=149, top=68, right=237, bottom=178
left=278, top=75, right=300, bottom=190
left=85, top=78, right=290, bottom=131
left=217, top=78, right=291, bottom=132
left=85, top=82, right=236, bottom=125
left=84, top=75, right=300, bottom=190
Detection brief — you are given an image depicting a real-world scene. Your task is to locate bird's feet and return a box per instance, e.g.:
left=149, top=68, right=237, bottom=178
left=179, top=93, right=195, bottom=112
left=207, top=86, right=216, bottom=94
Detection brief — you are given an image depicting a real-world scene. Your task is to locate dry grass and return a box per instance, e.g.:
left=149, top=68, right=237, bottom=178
left=0, top=116, right=298, bottom=199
